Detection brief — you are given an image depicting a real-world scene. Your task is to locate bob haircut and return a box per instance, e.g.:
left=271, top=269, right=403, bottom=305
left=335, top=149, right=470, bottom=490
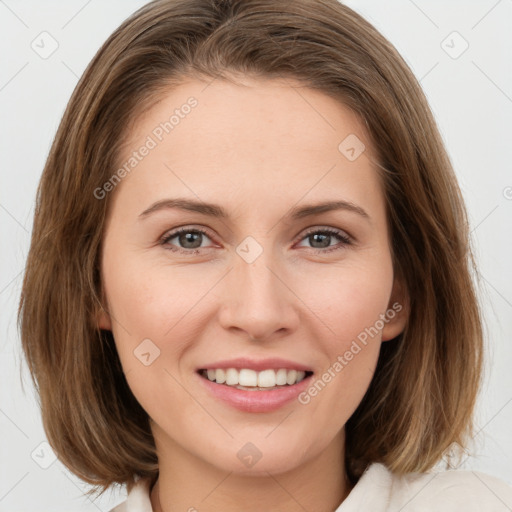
left=19, top=0, right=483, bottom=494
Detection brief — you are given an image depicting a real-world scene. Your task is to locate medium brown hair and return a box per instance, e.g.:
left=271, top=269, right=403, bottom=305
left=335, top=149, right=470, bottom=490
left=19, top=0, right=483, bottom=494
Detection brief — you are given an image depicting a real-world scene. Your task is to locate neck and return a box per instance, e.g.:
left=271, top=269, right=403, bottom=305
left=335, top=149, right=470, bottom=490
left=150, top=429, right=351, bottom=512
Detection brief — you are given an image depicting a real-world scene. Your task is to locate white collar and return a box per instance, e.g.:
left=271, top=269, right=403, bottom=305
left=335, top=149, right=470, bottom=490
left=118, top=463, right=391, bottom=512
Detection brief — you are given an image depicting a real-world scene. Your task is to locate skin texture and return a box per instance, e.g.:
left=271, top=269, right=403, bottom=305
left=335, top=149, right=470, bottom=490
left=98, top=76, right=408, bottom=512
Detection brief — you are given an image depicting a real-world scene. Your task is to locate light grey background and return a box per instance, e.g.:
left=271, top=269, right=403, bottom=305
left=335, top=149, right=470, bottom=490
left=1, top=0, right=511, bottom=510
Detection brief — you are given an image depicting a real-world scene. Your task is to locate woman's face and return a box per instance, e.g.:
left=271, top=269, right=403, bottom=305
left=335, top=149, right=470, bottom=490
left=98, top=76, right=406, bottom=476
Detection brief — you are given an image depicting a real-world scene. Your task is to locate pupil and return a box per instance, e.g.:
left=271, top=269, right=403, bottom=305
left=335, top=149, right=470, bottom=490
left=312, top=233, right=330, bottom=248
left=180, top=232, right=202, bottom=249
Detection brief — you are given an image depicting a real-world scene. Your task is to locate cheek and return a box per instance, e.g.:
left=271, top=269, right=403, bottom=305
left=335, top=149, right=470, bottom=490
left=103, top=252, right=215, bottom=346
left=292, top=259, right=393, bottom=416
left=102, top=260, right=207, bottom=420
left=103, top=236, right=393, bottom=407
left=293, top=255, right=394, bottom=343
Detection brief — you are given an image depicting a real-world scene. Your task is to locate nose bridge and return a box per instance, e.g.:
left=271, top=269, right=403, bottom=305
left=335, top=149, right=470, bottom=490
left=219, top=244, right=298, bottom=340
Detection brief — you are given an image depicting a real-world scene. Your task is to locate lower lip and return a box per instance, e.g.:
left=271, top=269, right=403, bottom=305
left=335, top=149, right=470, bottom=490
left=197, top=372, right=313, bottom=413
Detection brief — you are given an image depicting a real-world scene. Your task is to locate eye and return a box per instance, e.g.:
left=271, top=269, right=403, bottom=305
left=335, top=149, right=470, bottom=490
left=160, top=227, right=215, bottom=254
left=295, top=227, right=352, bottom=253
left=160, top=226, right=352, bottom=255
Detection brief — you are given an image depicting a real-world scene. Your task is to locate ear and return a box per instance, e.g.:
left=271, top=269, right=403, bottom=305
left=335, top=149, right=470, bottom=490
left=94, top=290, right=112, bottom=331
left=381, top=275, right=409, bottom=342
left=96, top=306, right=112, bottom=331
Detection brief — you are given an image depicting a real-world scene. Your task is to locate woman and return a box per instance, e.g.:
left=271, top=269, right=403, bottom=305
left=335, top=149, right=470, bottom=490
left=19, top=0, right=512, bottom=510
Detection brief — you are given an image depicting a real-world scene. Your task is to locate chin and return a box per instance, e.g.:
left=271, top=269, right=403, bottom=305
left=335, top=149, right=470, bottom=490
left=190, top=433, right=315, bottom=477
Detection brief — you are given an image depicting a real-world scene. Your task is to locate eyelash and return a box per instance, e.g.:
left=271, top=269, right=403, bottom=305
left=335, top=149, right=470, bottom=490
left=159, top=226, right=352, bottom=255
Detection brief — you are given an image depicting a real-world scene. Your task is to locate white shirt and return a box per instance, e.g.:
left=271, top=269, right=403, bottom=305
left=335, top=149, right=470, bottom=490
left=110, top=462, right=512, bottom=511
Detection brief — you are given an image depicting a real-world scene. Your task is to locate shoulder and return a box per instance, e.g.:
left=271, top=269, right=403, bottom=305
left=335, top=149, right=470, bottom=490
left=110, top=466, right=512, bottom=512
left=340, top=462, right=512, bottom=511
left=387, top=464, right=512, bottom=511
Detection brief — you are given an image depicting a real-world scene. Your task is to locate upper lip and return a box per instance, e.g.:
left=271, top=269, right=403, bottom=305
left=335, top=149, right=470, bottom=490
left=197, top=357, right=313, bottom=373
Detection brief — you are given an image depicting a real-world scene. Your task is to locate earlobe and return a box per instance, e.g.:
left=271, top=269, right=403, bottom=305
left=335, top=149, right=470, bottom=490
left=96, top=307, right=112, bottom=330
left=94, top=285, right=112, bottom=330
left=381, top=277, right=409, bottom=342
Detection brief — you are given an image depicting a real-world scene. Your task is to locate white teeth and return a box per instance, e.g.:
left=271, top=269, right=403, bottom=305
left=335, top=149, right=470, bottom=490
left=225, top=368, right=238, bottom=385
left=286, top=369, right=298, bottom=385
left=202, top=368, right=309, bottom=388
left=257, top=369, right=276, bottom=388
left=239, top=369, right=258, bottom=386
left=276, top=368, right=288, bottom=385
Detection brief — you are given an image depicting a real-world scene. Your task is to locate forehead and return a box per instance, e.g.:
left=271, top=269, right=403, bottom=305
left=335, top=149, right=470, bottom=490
left=126, top=75, right=373, bottom=156
left=112, top=76, right=383, bottom=219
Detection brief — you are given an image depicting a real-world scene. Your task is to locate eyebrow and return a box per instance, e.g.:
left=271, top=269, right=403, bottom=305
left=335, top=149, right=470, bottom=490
left=139, top=197, right=370, bottom=221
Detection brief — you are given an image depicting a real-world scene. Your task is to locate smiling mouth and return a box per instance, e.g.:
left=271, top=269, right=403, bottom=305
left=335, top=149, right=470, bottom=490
left=197, top=368, right=314, bottom=391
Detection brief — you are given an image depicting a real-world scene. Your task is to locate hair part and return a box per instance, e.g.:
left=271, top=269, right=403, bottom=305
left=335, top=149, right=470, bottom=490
left=19, top=0, right=483, bottom=494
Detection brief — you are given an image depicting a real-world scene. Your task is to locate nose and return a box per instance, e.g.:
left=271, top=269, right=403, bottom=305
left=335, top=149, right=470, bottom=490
left=218, top=252, right=300, bottom=341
